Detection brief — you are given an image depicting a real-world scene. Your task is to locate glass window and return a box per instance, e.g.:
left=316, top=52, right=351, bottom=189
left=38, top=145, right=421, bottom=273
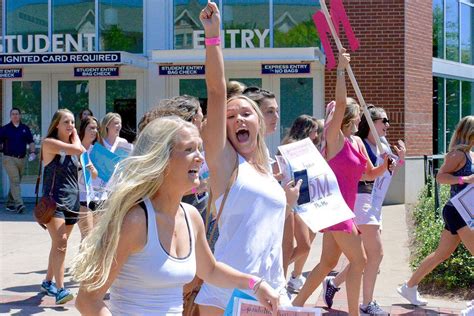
left=52, top=0, right=95, bottom=52
left=174, top=0, right=207, bottom=49
left=433, top=77, right=445, bottom=154
left=460, top=3, right=473, bottom=64
left=12, top=81, right=42, bottom=181
left=58, top=81, right=90, bottom=125
left=462, top=81, right=474, bottom=117
left=179, top=79, right=208, bottom=114
left=433, top=0, right=444, bottom=58
left=280, top=78, right=313, bottom=141
left=99, top=0, right=143, bottom=53
left=446, top=0, right=459, bottom=62
left=446, top=79, right=460, bottom=147
left=5, top=0, right=48, bottom=53
left=222, top=1, right=270, bottom=48
left=273, top=1, right=320, bottom=48
left=106, top=80, right=137, bottom=142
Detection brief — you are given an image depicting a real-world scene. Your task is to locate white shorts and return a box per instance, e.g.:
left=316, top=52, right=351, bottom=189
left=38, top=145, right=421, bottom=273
left=195, top=283, right=291, bottom=311
left=353, top=193, right=382, bottom=226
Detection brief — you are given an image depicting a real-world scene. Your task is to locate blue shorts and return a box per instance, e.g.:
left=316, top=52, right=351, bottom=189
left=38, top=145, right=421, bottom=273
left=442, top=203, right=467, bottom=235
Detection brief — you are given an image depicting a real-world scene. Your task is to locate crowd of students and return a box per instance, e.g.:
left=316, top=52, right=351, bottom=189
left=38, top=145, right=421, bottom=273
left=30, top=2, right=473, bottom=315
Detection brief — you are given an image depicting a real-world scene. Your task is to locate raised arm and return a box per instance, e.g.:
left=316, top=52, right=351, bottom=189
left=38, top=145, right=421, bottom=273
left=325, top=49, right=350, bottom=160
left=42, top=128, right=84, bottom=157
left=200, top=3, right=227, bottom=162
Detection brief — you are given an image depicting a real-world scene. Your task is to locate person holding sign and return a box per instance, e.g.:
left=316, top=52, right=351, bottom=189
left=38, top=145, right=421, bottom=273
left=194, top=3, right=300, bottom=315
left=41, top=109, right=85, bottom=304
left=398, top=115, right=474, bottom=306
left=72, top=116, right=280, bottom=315
left=323, top=106, right=405, bottom=314
left=100, top=112, right=130, bottom=154
left=77, top=116, right=103, bottom=241
left=279, top=115, right=320, bottom=290
left=292, top=50, right=389, bottom=315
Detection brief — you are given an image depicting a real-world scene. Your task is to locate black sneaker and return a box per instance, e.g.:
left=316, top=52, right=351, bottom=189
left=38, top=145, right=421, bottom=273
left=323, top=276, right=340, bottom=309
left=16, top=205, right=26, bottom=214
left=6, top=206, right=16, bottom=212
left=360, top=301, right=388, bottom=315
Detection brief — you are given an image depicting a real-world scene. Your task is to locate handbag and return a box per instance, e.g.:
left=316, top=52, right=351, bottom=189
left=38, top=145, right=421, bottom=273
left=182, top=157, right=239, bottom=316
left=33, top=150, right=57, bottom=230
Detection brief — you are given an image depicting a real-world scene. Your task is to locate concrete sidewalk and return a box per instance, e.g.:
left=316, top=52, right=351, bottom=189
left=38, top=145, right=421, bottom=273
left=0, top=203, right=470, bottom=315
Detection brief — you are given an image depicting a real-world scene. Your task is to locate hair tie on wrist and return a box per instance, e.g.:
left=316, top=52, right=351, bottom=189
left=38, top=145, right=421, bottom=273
left=458, top=176, right=464, bottom=185
left=398, top=159, right=404, bottom=165
left=205, top=37, right=221, bottom=46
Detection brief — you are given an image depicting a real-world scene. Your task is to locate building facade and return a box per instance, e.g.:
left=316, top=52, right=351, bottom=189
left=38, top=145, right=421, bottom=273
left=1, top=0, right=473, bottom=203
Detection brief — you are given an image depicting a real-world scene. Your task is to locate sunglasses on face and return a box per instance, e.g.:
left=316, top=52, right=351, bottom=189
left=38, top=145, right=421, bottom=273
left=375, top=117, right=390, bottom=124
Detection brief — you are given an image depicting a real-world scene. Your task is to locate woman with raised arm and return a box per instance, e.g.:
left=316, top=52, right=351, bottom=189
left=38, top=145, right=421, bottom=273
left=292, top=50, right=389, bottom=315
left=195, top=3, right=299, bottom=315
left=72, top=116, right=279, bottom=315
left=77, top=116, right=103, bottom=241
left=40, top=109, right=85, bottom=304
left=397, top=115, right=473, bottom=306
left=322, top=106, right=406, bottom=315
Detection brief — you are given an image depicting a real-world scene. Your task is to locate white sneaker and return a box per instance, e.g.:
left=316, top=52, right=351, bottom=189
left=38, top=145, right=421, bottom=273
left=461, top=300, right=474, bottom=316
left=287, top=274, right=306, bottom=292
left=397, top=282, right=428, bottom=306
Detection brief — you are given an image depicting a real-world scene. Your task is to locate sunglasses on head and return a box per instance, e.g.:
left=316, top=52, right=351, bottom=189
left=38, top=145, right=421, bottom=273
left=375, top=117, right=390, bottom=124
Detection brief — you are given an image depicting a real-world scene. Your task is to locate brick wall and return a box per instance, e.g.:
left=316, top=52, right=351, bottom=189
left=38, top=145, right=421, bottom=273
left=324, top=0, right=432, bottom=156
left=404, top=1, right=433, bottom=156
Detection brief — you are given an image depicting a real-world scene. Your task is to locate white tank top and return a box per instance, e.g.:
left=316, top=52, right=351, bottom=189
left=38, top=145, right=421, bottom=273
left=110, top=198, right=196, bottom=315
left=195, top=154, right=287, bottom=308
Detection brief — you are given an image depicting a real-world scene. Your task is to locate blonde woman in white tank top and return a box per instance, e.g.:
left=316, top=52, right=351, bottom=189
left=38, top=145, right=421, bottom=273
left=71, top=119, right=280, bottom=313
left=196, top=3, right=301, bottom=315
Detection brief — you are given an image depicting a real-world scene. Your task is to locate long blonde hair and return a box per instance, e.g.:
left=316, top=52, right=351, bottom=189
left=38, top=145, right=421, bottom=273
left=100, top=112, right=122, bottom=139
left=448, top=115, right=474, bottom=153
left=227, top=95, right=270, bottom=173
left=71, top=116, right=197, bottom=291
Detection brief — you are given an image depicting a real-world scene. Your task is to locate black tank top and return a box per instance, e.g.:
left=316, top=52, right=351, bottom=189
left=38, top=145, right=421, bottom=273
left=42, top=154, right=80, bottom=212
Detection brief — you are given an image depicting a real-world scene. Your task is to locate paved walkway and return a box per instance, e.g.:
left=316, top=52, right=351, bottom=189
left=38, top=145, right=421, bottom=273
left=0, top=203, right=470, bottom=315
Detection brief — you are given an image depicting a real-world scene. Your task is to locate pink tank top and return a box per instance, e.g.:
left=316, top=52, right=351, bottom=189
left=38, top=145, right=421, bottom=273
left=326, top=138, right=367, bottom=233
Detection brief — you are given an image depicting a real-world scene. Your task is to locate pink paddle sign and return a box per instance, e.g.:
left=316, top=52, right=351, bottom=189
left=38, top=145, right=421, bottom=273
left=313, top=0, right=360, bottom=70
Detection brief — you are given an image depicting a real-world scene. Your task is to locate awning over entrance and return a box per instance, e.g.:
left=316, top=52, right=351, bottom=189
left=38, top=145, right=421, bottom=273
left=151, top=47, right=325, bottom=66
left=0, top=51, right=148, bottom=69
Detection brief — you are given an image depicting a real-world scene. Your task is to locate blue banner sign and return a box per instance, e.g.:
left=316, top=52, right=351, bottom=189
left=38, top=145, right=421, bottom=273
left=159, top=64, right=205, bottom=76
left=0, top=52, right=121, bottom=65
left=0, top=68, right=22, bottom=78
left=74, top=67, right=119, bottom=77
left=261, top=63, right=311, bottom=74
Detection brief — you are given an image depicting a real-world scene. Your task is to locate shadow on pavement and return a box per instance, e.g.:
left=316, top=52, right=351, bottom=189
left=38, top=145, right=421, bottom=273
left=0, top=292, right=72, bottom=315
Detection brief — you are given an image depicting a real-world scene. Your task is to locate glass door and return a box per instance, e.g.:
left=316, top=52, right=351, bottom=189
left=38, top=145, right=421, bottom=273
left=3, top=75, right=51, bottom=197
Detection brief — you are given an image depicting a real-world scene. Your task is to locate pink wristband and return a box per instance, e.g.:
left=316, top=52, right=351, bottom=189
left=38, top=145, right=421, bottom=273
left=458, top=176, right=464, bottom=185
left=205, top=37, right=221, bottom=46
left=248, top=277, right=258, bottom=290
left=191, top=187, right=197, bottom=194
left=398, top=159, right=404, bottom=165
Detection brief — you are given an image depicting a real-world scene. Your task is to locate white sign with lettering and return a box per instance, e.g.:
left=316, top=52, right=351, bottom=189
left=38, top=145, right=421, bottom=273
left=193, top=29, right=269, bottom=49
left=0, top=33, right=95, bottom=53
left=278, top=138, right=355, bottom=233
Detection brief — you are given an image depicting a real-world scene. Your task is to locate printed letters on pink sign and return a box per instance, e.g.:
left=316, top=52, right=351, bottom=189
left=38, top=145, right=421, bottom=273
left=313, top=0, right=360, bottom=70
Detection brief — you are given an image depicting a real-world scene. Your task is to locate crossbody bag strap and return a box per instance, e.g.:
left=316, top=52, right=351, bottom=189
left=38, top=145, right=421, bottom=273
left=35, top=149, right=57, bottom=205
left=206, top=156, right=239, bottom=243
left=35, top=149, right=43, bottom=205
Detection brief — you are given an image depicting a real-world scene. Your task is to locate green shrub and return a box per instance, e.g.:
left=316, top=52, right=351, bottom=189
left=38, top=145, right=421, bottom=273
left=410, top=182, right=473, bottom=290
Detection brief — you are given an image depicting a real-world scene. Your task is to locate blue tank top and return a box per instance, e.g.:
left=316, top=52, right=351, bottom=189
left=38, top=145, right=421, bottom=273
left=450, top=151, right=473, bottom=198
